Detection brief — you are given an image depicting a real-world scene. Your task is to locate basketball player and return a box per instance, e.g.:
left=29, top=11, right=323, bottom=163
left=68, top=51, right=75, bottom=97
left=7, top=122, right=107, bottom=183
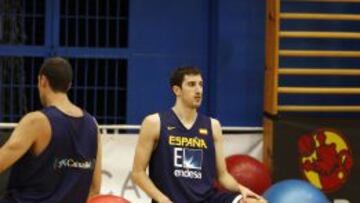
left=132, top=66, right=267, bottom=203
left=0, top=57, right=101, bottom=203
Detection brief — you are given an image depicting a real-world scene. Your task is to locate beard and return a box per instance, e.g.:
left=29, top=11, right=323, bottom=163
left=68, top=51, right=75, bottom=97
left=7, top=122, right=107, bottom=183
left=191, top=99, right=202, bottom=108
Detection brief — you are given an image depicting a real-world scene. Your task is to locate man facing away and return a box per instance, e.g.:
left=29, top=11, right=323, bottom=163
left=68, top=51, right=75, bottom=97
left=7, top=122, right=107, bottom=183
left=132, top=66, right=267, bottom=203
left=0, top=57, right=101, bottom=203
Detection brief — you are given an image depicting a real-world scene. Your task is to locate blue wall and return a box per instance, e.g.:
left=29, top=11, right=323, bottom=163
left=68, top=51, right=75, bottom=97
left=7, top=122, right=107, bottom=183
left=0, top=0, right=266, bottom=126
left=128, top=0, right=209, bottom=123
left=214, top=0, right=265, bottom=126
left=3, top=1, right=360, bottom=126
left=127, top=0, right=266, bottom=126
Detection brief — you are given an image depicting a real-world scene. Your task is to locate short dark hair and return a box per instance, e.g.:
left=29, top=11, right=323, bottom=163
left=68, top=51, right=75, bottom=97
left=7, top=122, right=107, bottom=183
left=39, top=57, right=73, bottom=93
left=169, top=66, right=202, bottom=88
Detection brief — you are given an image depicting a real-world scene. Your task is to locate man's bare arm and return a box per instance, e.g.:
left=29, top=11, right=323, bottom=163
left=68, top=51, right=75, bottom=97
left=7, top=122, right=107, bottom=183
left=131, top=114, right=173, bottom=203
left=212, top=118, right=266, bottom=202
left=212, top=118, right=243, bottom=192
left=87, top=128, right=102, bottom=200
left=0, top=112, right=48, bottom=173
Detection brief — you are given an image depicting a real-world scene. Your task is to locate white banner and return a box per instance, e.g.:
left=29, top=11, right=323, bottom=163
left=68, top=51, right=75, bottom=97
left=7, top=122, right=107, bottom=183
left=101, top=133, right=263, bottom=203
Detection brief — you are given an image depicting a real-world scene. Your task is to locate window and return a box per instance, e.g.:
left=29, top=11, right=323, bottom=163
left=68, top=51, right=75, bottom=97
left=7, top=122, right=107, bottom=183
left=0, top=0, right=129, bottom=124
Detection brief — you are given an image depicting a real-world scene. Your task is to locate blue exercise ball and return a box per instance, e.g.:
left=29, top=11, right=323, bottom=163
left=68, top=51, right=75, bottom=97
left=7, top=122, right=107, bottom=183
left=264, top=179, right=330, bottom=203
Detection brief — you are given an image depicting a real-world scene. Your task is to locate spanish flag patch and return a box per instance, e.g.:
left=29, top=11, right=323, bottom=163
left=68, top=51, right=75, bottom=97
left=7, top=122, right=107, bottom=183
left=199, top=128, right=208, bottom=135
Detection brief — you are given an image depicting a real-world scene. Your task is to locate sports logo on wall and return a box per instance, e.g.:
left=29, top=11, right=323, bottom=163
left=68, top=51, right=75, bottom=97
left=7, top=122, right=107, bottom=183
left=298, top=129, right=353, bottom=193
left=271, top=116, right=359, bottom=202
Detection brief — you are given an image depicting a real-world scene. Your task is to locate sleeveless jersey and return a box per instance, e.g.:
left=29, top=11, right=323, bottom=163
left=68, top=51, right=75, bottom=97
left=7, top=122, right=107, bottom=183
left=3, top=106, right=98, bottom=203
left=149, top=110, right=218, bottom=203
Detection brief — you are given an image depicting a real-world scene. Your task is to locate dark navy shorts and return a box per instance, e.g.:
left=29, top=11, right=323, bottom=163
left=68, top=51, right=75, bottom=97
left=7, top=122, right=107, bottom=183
left=203, top=191, right=242, bottom=203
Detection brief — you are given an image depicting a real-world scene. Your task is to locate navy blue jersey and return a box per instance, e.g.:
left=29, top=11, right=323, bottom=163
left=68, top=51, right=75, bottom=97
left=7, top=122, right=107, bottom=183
left=149, top=110, right=218, bottom=203
left=2, top=106, right=98, bottom=203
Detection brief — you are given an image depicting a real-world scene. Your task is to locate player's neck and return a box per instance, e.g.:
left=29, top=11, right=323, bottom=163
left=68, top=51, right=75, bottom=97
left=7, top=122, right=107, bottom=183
left=45, top=93, right=83, bottom=117
left=172, top=104, right=197, bottom=124
left=45, top=92, right=72, bottom=108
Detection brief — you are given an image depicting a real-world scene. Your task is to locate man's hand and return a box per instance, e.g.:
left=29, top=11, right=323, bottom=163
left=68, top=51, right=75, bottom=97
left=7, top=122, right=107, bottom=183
left=240, top=198, right=267, bottom=203
left=238, top=185, right=267, bottom=203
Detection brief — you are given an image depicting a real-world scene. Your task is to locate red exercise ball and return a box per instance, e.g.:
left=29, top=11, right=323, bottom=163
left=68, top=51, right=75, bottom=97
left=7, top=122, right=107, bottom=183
left=87, top=194, right=131, bottom=203
left=220, top=154, right=272, bottom=195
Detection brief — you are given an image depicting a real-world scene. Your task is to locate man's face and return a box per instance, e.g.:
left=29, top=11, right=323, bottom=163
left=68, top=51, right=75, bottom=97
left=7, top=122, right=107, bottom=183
left=176, top=74, right=203, bottom=109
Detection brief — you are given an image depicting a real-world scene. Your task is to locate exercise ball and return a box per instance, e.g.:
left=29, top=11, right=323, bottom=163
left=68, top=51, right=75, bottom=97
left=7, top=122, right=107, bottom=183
left=88, top=194, right=131, bottom=203
left=264, top=179, right=329, bottom=203
left=218, top=154, right=272, bottom=194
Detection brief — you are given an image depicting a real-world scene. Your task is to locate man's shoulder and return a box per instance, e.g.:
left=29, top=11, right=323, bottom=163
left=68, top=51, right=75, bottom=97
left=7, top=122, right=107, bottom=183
left=209, top=117, right=222, bottom=132
left=143, top=113, right=160, bottom=125
left=197, top=113, right=220, bottom=126
left=209, top=117, right=221, bottom=125
left=21, top=111, right=48, bottom=124
left=17, top=111, right=50, bottom=133
left=140, top=113, right=161, bottom=139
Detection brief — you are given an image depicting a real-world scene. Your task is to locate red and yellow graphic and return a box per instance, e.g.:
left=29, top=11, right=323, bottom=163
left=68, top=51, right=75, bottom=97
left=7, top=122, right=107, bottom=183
left=298, top=129, right=353, bottom=193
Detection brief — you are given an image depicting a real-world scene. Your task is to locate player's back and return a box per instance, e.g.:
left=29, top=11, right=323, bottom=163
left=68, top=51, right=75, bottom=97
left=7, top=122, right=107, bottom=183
left=2, top=106, right=98, bottom=203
